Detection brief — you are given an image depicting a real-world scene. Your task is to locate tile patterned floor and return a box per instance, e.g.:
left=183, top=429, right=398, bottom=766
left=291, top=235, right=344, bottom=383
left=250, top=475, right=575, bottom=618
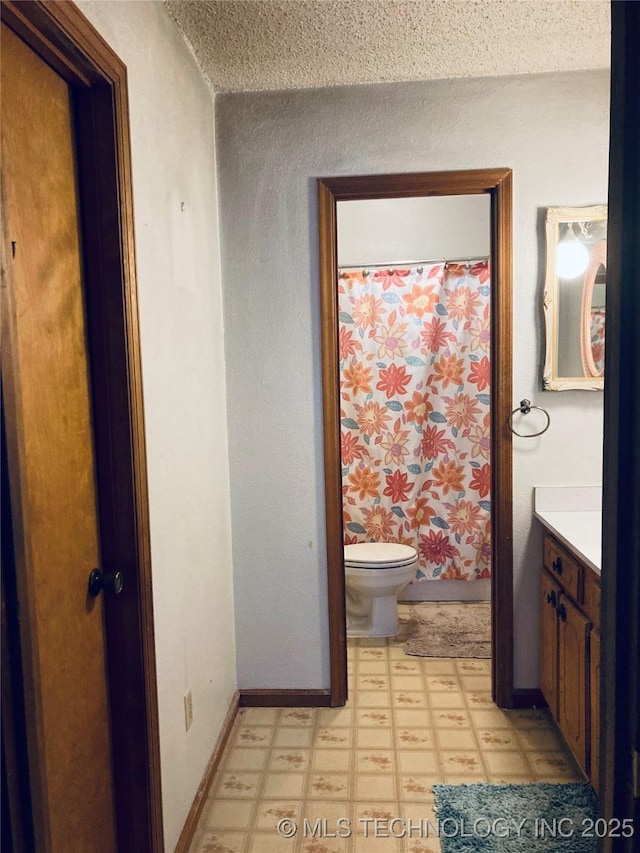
left=189, top=606, right=583, bottom=853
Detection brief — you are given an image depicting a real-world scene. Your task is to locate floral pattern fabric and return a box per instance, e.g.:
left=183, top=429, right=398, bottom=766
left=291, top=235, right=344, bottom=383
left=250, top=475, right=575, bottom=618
left=338, top=261, right=491, bottom=581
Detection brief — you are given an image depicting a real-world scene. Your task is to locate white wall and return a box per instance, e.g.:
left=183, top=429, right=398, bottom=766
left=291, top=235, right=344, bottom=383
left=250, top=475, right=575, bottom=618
left=337, top=195, right=490, bottom=265
left=76, top=3, right=236, bottom=849
left=217, top=71, right=608, bottom=692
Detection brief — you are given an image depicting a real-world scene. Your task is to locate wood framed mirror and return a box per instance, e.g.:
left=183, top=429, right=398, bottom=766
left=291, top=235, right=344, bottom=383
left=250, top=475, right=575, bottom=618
left=542, top=205, right=607, bottom=391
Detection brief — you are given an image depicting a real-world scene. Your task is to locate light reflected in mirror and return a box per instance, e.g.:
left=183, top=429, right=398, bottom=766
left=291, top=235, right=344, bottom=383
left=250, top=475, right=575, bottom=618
left=543, top=205, right=607, bottom=391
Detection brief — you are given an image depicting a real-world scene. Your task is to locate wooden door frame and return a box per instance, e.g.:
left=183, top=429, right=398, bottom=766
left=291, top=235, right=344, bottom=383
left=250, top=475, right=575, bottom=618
left=600, top=2, right=640, bottom=847
left=318, top=169, right=514, bottom=708
left=0, top=2, right=163, bottom=849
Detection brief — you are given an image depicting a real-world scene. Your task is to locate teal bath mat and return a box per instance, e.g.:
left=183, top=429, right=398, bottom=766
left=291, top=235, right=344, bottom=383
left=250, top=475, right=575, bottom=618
left=433, top=783, right=598, bottom=852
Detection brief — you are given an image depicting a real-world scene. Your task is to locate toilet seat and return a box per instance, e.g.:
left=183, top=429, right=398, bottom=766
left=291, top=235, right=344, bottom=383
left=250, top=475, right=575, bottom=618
left=344, top=542, right=417, bottom=569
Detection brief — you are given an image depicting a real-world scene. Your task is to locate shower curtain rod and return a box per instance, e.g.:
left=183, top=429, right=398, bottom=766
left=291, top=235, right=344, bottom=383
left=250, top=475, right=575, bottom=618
left=337, top=255, right=490, bottom=270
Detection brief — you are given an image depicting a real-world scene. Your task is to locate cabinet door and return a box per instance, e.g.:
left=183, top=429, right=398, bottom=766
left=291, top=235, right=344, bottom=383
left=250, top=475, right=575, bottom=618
left=557, top=593, right=591, bottom=774
left=590, top=629, right=601, bottom=792
left=540, top=571, right=560, bottom=719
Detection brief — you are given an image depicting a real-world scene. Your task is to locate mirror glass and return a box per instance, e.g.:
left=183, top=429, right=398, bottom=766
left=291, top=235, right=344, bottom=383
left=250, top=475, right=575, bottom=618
left=543, top=205, right=607, bottom=390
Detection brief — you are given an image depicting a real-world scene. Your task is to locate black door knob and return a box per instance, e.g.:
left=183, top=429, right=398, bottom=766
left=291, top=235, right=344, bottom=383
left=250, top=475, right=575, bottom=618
left=88, top=568, right=124, bottom=598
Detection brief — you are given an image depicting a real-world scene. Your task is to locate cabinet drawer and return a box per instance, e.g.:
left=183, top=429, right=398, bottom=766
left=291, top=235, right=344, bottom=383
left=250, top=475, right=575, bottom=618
left=583, top=569, right=601, bottom=631
left=544, top=534, right=582, bottom=602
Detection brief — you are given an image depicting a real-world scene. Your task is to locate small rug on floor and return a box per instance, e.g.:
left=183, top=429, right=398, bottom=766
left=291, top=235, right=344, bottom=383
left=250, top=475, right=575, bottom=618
left=433, top=782, right=597, bottom=852
left=404, top=601, right=491, bottom=658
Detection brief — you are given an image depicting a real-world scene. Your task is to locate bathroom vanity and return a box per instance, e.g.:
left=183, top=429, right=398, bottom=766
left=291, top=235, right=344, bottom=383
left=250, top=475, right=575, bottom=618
left=534, top=488, right=601, bottom=791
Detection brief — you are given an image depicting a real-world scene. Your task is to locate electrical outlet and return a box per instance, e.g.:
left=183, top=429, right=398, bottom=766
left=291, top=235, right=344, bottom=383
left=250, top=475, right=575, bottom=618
left=184, top=691, right=193, bottom=732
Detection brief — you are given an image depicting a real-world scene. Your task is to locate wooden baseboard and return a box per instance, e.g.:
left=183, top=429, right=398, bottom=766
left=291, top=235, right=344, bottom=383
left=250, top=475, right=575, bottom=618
left=239, top=689, right=332, bottom=707
left=174, top=690, right=240, bottom=853
left=512, top=688, right=547, bottom=709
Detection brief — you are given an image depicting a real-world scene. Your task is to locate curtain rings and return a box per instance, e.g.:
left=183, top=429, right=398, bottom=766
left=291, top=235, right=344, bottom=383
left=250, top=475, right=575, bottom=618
left=508, top=399, right=551, bottom=438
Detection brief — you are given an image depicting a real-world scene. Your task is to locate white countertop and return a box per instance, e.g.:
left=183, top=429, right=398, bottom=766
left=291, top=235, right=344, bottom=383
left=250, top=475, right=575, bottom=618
left=533, top=487, right=602, bottom=574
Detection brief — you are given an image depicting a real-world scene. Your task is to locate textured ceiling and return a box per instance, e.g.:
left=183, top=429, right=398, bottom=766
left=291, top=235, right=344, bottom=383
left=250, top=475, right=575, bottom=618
left=164, top=0, right=610, bottom=94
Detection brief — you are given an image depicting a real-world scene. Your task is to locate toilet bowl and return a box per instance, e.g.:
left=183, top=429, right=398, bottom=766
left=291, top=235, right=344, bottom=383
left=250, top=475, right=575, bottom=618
left=344, top=542, right=418, bottom=638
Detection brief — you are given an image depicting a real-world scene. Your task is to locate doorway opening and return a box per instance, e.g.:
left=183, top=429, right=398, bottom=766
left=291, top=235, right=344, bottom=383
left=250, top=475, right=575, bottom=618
left=318, top=170, right=514, bottom=708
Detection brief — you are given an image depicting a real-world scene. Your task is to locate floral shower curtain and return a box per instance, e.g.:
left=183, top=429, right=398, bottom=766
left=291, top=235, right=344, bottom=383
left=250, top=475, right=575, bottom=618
left=339, top=260, right=491, bottom=581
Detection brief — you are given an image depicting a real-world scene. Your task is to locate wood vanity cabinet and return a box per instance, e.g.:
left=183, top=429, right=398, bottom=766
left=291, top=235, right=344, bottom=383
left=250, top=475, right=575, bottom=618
left=589, top=629, right=600, bottom=793
left=539, top=531, right=601, bottom=788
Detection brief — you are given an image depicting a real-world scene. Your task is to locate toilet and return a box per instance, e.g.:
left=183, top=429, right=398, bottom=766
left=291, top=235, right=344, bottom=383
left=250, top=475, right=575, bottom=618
left=344, top=542, right=418, bottom=638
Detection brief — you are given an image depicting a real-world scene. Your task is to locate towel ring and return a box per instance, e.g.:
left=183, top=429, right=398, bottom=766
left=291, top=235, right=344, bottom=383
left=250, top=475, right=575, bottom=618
left=508, top=399, right=551, bottom=438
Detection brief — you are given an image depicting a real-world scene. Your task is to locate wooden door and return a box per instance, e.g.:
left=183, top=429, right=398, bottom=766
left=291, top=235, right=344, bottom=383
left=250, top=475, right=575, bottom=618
left=1, top=23, right=117, bottom=851
left=557, top=592, right=590, bottom=775
left=601, top=7, right=640, bottom=848
left=539, top=571, right=560, bottom=719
